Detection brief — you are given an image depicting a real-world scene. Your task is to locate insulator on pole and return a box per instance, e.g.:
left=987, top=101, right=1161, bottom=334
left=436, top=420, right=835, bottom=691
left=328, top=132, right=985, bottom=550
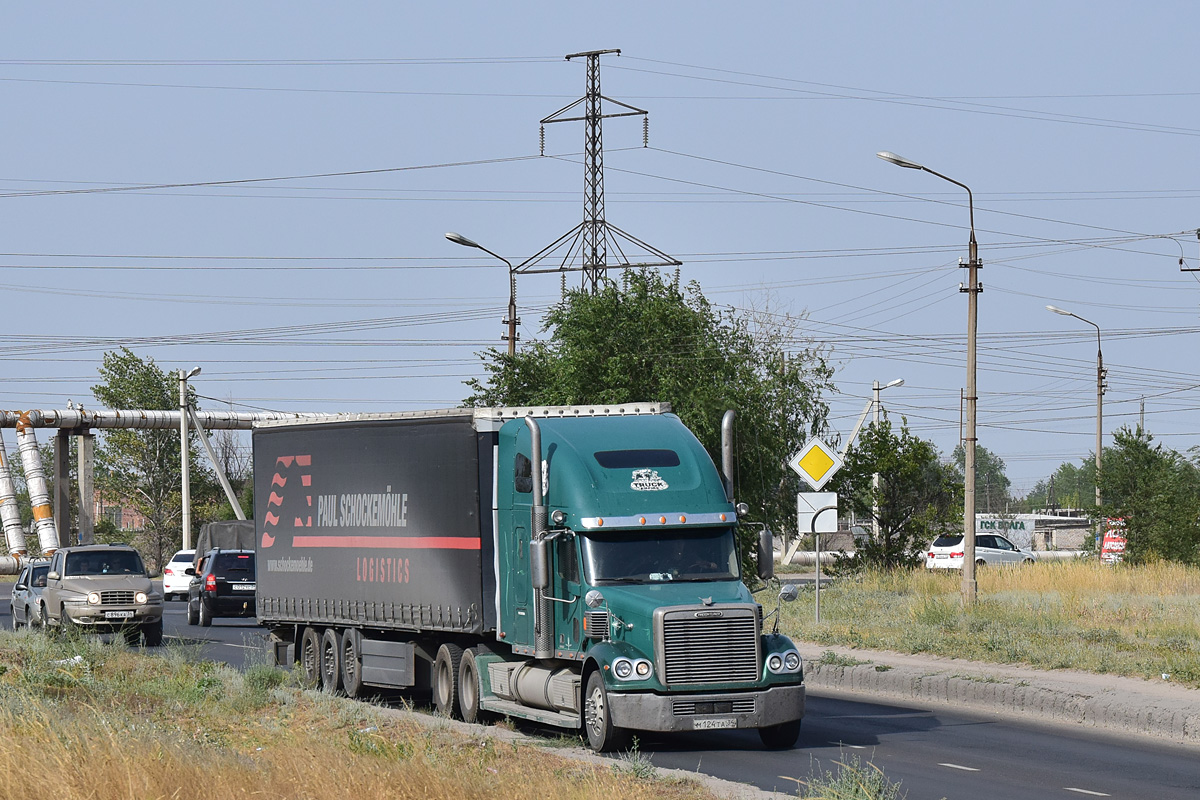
left=642, top=115, right=649, bottom=147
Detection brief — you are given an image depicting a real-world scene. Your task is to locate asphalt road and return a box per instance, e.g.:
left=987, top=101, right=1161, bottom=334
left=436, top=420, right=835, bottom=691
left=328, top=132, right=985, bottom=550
left=4, top=584, right=1199, bottom=799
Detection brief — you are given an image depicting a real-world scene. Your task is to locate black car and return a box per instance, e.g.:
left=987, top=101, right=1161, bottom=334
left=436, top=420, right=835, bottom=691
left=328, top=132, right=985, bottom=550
left=186, top=549, right=256, bottom=626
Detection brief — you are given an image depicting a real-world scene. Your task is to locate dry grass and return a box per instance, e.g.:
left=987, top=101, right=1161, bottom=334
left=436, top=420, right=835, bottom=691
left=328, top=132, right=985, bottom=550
left=770, top=559, right=1200, bottom=687
left=0, top=631, right=713, bottom=800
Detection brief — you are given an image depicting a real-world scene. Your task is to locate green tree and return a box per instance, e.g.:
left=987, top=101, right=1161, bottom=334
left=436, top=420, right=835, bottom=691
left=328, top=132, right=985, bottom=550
left=464, top=268, right=834, bottom=563
left=1021, top=460, right=1094, bottom=514
left=91, top=348, right=218, bottom=568
left=831, top=417, right=963, bottom=570
left=953, top=443, right=1012, bottom=513
left=1097, top=426, right=1200, bottom=564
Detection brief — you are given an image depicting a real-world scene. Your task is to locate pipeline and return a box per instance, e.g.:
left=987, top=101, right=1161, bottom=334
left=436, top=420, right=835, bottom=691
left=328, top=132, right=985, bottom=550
left=15, top=413, right=59, bottom=556
left=0, top=409, right=316, bottom=431
left=0, top=433, right=28, bottom=557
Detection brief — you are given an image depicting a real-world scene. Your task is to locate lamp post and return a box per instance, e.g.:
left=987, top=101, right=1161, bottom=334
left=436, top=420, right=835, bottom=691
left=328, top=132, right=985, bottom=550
left=179, top=366, right=201, bottom=551
left=871, top=378, right=905, bottom=539
left=1047, top=305, right=1104, bottom=509
left=877, top=150, right=981, bottom=604
left=446, top=232, right=518, bottom=356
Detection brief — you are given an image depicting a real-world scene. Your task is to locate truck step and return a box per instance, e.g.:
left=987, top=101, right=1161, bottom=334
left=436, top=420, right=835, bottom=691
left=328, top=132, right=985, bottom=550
left=479, top=698, right=581, bottom=729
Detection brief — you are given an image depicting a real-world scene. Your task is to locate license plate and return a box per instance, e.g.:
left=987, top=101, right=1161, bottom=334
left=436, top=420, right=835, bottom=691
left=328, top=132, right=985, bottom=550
left=935, top=554, right=949, bottom=559
left=104, top=610, right=134, bottom=620
left=231, top=583, right=256, bottom=591
left=693, top=718, right=737, bottom=730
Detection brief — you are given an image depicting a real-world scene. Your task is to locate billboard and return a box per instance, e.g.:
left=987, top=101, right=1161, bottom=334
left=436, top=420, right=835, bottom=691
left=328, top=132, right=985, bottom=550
left=1100, top=517, right=1127, bottom=564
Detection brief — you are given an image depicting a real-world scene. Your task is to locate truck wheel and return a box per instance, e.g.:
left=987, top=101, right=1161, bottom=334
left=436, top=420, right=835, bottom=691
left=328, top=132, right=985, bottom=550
left=186, top=599, right=199, bottom=626
left=432, top=643, right=464, bottom=718
left=340, top=629, right=364, bottom=698
left=583, top=671, right=630, bottom=753
left=299, top=627, right=322, bottom=689
left=758, top=719, right=801, bottom=750
left=458, top=648, right=484, bottom=723
left=143, top=618, right=164, bottom=647
left=320, top=628, right=342, bottom=694
left=199, top=599, right=213, bottom=628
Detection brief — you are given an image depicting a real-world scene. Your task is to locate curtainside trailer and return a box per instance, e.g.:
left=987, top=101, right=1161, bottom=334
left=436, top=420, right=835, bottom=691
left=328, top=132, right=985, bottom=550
left=255, top=404, right=804, bottom=751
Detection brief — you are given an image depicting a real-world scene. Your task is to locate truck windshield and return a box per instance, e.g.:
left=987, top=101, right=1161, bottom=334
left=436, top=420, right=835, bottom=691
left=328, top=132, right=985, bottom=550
left=580, top=528, right=739, bottom=584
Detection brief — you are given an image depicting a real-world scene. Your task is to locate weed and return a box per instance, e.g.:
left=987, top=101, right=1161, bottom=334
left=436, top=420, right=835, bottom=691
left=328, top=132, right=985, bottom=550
left=819, top=650, right=871, bottom=668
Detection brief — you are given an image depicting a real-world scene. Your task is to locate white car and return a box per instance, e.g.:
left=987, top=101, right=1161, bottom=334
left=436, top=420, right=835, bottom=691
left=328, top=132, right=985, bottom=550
left=925, top=534, right=1036, bottom=569
left=162, top=549, right=196, bottom=600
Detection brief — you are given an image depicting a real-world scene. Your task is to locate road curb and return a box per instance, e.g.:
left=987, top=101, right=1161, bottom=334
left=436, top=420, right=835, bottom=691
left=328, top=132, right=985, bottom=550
left=798, top=643, right=1200, bottom=746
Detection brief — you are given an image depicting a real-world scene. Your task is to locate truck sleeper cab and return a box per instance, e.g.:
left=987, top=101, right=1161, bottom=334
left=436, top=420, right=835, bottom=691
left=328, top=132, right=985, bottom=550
left=254, top=404, right=803, bottom=751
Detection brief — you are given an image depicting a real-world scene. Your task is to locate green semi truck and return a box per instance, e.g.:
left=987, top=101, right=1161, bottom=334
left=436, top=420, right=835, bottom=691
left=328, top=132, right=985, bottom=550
left=255, top=404, right=804, bottom=751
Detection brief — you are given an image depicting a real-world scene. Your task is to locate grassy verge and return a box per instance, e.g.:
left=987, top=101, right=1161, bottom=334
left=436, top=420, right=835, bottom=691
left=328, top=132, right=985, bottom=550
left=765, top=560, right=1200, bottom=687
left=0, top=630, right=714, bottom=800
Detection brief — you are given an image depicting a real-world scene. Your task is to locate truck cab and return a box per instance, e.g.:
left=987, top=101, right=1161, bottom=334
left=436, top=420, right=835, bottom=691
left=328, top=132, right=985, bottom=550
left=478, top=411, right=804, bottom=750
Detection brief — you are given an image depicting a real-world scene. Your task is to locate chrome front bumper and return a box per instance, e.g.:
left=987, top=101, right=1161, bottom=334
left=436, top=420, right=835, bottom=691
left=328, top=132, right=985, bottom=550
left=607, top=683, right=805, bottom=732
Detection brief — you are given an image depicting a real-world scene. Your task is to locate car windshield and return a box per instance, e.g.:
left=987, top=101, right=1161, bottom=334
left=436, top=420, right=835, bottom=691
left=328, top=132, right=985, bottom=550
left=580, top=527, right=739, bottom=584
left=30, top=565, right=49, bottom=587
left=65, top=550, right=144, bottom=576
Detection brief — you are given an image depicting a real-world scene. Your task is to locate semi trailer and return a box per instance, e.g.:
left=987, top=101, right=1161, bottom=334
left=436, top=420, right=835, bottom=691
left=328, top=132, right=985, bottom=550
left=255, top=404, right=804, bottom=751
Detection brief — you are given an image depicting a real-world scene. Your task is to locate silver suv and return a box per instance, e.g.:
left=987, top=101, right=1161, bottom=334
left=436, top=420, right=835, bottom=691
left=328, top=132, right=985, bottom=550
left=40, top=544, right=164, bottom=646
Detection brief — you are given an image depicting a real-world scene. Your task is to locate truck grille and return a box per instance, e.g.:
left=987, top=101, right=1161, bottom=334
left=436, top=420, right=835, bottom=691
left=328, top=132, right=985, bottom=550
left=658, top=606, right=760, bottom=685
left=100, top=591, right=135, bottom=605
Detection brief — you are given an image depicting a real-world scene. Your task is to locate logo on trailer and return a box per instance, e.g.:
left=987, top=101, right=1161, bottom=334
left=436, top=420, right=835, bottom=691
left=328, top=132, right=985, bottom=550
left=630, top=469, right=669, bottom=491
left=261, top=454, right=313, bottom=548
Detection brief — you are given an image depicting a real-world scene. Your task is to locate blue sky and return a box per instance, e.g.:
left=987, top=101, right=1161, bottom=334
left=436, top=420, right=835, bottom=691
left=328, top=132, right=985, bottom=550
left=2, top=2, right=1198, bottom=497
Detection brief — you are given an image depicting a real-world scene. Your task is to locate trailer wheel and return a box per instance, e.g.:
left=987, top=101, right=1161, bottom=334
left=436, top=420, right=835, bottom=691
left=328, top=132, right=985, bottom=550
left=583, top=670, right=630, bottom=753
left=758, top=719, right=801, bottom=750
left=340, top=629, right=364, bottom=698
left=432, top=643, right=464, bottom=718
left=320, top=628, right=342, bottom=694
left=299, top=627, right=322, bottom=689
left=458, top=648, right=484, bottom=723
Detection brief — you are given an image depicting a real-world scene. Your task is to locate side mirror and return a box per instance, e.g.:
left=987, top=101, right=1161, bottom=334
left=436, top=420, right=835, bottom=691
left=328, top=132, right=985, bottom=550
left=529, top=539, right=549, bottom=590
left=14, top=583, right=25, bottom=590
left=757, top=528, right=775, bottom=581
left=184, top=568, right=196, bottom=576
left=47, top=571, right=60, bottom=581
left=778, top=583, right=800, bottom=603
left=148, top=569, right=160, bottom=579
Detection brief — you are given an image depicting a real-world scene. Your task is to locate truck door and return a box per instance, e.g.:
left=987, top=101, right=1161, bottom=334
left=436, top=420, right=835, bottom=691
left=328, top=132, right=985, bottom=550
left=554, top=533, right=582, bottom=655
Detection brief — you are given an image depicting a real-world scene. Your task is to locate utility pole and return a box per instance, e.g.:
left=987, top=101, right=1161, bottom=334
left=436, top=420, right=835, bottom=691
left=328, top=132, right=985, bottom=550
left=521, top=49, right=679, bottom=290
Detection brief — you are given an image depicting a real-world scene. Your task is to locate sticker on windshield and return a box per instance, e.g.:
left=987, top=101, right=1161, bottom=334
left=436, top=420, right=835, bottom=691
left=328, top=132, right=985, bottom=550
left=630, top=469, right=669, bottom=491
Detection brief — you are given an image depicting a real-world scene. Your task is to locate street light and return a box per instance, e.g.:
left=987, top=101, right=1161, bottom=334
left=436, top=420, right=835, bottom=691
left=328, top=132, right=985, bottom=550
left=179, top=366, right=201, bottom=551
left=1047, top=305, right=1104, bottom=510
left=446, top=231, right=519, bottom=356
left=878, top=150, right=981, bottom=605
left=871, top=378, right=905, bottom=539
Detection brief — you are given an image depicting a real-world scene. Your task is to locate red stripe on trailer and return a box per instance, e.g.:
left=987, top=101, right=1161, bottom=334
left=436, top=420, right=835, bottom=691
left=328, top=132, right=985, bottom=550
left=292, top=535, right=481, bottom=550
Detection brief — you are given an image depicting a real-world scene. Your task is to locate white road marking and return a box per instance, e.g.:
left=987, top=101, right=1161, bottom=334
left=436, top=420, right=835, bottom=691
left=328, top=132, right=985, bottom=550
left=1064, top=789, right=1110, bottom=797
left=938, top=763, right=980, bottom=772
left=844, top=744, right=867, bottom=749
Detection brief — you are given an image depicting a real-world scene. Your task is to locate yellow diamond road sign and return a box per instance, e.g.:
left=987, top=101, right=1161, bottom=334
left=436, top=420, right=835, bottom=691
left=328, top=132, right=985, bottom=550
left=788, top=437, right=843, bottom=491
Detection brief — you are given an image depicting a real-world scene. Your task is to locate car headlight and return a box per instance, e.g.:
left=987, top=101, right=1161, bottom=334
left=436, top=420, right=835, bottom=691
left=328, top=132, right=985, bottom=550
left=784, top=651, right=801, bottom=672
left=87, top=592, right=101, bottom=605
left=612, top=658, right=634, bottom=680
left=135, top=591, right=148, bottom=605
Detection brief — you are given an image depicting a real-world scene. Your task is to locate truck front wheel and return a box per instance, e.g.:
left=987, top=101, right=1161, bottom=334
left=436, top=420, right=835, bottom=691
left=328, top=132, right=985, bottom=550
left=758, top=719, right=801, bottom=749
left=432, top=643, right=463, bottom=718
left=583, top=671, right=630, bottom=753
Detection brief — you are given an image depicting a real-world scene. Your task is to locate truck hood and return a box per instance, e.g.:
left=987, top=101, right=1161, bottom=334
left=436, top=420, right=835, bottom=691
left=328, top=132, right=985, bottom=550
left=596, top=579, right=755, bottom=624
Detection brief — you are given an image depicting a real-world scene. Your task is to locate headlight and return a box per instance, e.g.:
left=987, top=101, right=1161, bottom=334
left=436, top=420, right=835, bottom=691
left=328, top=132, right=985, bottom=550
left=784, top=651, right=801, bottom=672
left=135, top=591, right=148, bottom=604
left=87, top=592, right=101, bottom=605
left=767, top=654, right=784, bottom=673
left=612, top=658, right=634, bottom=680
left=634, top=659, right=652, bottom=678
